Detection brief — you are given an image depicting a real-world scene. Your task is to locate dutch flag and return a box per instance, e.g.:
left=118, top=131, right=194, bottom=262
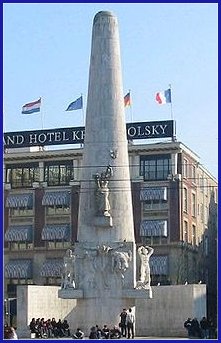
left=22, top=98, right=41, bottom=114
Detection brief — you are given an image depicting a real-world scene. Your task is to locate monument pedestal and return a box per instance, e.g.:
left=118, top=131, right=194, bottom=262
left=58, top=288, right=152, bottom=299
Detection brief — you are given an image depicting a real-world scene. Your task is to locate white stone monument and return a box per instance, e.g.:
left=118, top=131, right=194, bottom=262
left=58, top=10, right=152, bottom=331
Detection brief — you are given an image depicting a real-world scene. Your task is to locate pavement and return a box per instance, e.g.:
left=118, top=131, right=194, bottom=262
left=21, top=337, right=189, bottom=340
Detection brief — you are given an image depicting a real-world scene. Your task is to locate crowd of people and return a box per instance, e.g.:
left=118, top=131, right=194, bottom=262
left=7, top=312, right=214, bottom=340
left=184, top=316, right=216, bottom=339
left=88, top=307, right=135, bottom=339
left=88, top=324, right=121, bottom=339
left=27, top=308, right=135, bottom=339
left=29, top=317, right=71, bottom=338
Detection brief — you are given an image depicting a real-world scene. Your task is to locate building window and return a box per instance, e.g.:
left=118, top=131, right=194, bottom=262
left=215, top=187, right=218, bottom=203
left=143, top=200, right=168, bottom=211
left=9, top=242, right=33, bottom=250
left=192, top=165, right=196, bottom=183
left=191, top=192, right=196, bottom=217
left=184, top=221, right=188, bottom=242
left=45, top=277, right=62, bottom=286
left=183, top=188, right=188, bottom=213
left=8, top=279, right=33, bottom=285
left=47, top=241, right=70, bottom=249
left=204, top=178, right=208, bottom=195
left=192, top=224, right=196, bottom=246
left=44, top=161, right=74, bottom=186
left=6, top=163, right=39, bottom=188
left=140, top=154, right=171, bottom=181
left=46, top=205, right=70, bottom=215
left=200, top=176, right=204, bottom=193
left=183, top=159, right=188, bottom=178
left=140, top=236, right=152, bottom=246
left=150, top=255, right=168, bottom=283
left=200, top=204, right=204, bottom=222
left=10, top=208, right=33, bottom=217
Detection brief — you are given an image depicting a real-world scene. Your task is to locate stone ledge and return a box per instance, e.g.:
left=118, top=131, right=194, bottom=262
left=122, top=288, right=152, bottom=299
left=58, top=288, right=152, bottom=299
left=58, top=289, right=83, bottom=299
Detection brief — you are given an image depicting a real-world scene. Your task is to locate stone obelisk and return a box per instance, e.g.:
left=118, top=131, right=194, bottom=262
left=59, top=11, right=151, bottom=332
left=79, top=10, right=134, bottom=243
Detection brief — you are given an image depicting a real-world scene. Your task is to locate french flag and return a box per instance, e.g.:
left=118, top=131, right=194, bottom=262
left=155, top=89, right=171, bottom=105
left=22, top=98, right=41, bottom=114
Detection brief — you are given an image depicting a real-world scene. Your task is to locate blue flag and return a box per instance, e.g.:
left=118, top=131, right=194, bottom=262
left=66, top=96, right=83, bottom=111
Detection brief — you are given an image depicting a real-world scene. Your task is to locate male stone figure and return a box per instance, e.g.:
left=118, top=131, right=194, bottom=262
left=94, top=165, right=113, bottom=216
left=137, top=246, right=154, bottom=287
left=62, top=249, right=75, bottom=289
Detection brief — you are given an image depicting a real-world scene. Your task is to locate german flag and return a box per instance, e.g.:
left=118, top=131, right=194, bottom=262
left=124, top=92, right=131, bottom=107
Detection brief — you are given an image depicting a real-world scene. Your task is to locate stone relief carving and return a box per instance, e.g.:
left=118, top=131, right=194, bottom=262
left=79, top=243, right=131, bottom=289
left=80, top=250, right=97, bottom=289
left=136, top=245, right=154, bottom=289
left=93, top=165, right=113, bottom=217
left=111, top=250, right=132, bottom=279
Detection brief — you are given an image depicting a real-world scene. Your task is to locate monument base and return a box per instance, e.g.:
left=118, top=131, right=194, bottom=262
left=58, top=287, right=152, bottom=299
left=16, top=284, right=207, bottom=338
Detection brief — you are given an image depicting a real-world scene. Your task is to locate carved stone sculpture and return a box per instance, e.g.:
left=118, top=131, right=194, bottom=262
left=94, top=165, right=113, bottom=217
left=137, top=245, right=154, bottom=289
left=111, top=250, right=132, bottom=278
left=61, top=249, right=76, bottom=289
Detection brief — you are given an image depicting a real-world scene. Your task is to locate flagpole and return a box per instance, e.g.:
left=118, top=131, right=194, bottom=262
left=41, top=111, right=44, bottom=129
left=168, top=84, right=173, bottom=120
left=168, top=84, right=176, bottom=142
left=129, top=89, right=133, bottom=122
left=39, top=97, right=44, bottom=129
left=81, top=93, right=85, bottom=125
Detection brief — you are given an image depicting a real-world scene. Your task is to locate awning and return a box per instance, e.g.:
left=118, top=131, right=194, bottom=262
left=41, top=224, right=70, bottom=241
left=40, top=259, right=63, bottom=277
left=6, top=193, right=33, bottom=208
left=150, top=256, right=168, bottom=275
left=5, top=225, right=33, bottom=242
left=5, top=259, right=32, bottom=279
left=140, top=220, right=167, bottom=237
left=140, top=187, right=167, bottom=201
left=42, top=191, right=70, bottom=206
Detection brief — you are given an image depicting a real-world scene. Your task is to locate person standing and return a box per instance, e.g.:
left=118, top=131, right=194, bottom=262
left=184, top=317, right=193, bottom=337
left=200, top=316, right=209, bottom=338
left=126, top=308, right=135, bottom=339
left=120, top=308, right=127, bottom=337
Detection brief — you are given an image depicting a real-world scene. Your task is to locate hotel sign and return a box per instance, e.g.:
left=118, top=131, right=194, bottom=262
left=4, top=120, right=174, bottom=149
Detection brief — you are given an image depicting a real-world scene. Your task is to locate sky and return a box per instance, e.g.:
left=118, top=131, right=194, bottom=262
left=3, top=3, right=218, bottom=179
